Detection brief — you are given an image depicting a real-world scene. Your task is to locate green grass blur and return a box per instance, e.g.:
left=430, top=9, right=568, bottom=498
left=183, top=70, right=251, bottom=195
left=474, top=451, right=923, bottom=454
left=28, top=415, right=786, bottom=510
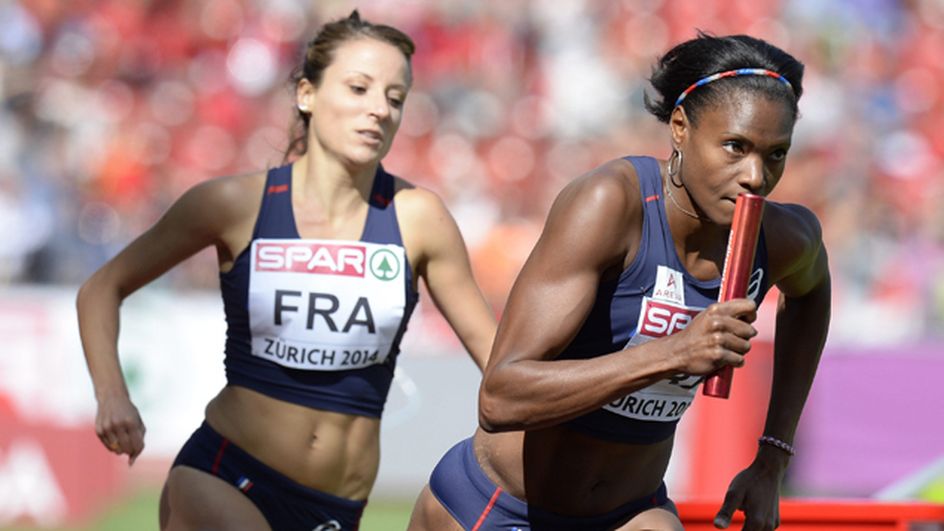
left=0, top=488, right=414, bottom=531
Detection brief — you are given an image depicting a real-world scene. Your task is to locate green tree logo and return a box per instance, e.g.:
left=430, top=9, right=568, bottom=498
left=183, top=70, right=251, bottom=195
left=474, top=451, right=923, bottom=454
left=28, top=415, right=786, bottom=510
left=369, top=249, right=400, bottom=281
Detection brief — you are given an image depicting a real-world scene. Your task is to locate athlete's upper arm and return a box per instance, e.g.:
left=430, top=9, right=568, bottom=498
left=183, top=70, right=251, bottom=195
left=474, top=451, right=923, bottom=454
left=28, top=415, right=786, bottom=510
left=90, top=175, right=259, bottom=299
left=486, top=160, right=642, bottom=370
left=396, top=184, right=497, bottom=369
left=395, top=184, right=468, bottom=283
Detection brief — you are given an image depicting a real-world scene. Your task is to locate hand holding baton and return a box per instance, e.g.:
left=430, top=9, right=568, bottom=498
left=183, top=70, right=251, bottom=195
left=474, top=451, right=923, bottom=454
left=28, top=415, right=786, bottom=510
left=702, top=193, right=765, bottom=399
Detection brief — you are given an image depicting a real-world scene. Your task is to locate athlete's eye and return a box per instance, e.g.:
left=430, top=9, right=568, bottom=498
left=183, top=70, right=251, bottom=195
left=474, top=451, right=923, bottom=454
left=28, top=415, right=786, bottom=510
left=723, top=140, right=744, bottom=154
left=769, top=149, right=788, bottom=162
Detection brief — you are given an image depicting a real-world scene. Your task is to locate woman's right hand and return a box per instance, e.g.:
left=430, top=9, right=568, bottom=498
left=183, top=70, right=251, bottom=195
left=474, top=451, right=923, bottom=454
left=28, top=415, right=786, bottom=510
left=666, top=298, right=758, bottom=376
left=95, top=394, right=146, bottom=465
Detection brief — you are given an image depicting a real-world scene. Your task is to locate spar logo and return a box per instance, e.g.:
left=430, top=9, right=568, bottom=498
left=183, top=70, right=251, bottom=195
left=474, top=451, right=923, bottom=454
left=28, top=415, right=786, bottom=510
left=369, top=249, right=400, bottom=281
left=640, top=298, right=701, bottom=338
left=255, top=242, right=366, bottom=277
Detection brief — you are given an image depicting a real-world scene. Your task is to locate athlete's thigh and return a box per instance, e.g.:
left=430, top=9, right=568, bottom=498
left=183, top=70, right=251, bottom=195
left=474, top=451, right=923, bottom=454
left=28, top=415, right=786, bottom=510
left=161, top=465, right=271, bottom=531
left=613, top=503, right=684, bottom=531
left=407, top=484, right=464, bottom=531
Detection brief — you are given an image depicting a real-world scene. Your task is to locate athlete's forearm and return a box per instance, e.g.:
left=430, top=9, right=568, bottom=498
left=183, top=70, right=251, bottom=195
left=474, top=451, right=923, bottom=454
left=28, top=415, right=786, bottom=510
left=429, top=283, right=496, bottom=372
left=478, top=342, right=676, bottom=432
left=454, top=297, right=497, bottom=372
left=77, top=272, right=130, bottom=401
left=763, top=275, right=830, bottom=444
left=465, top=326, right=496, bottom=372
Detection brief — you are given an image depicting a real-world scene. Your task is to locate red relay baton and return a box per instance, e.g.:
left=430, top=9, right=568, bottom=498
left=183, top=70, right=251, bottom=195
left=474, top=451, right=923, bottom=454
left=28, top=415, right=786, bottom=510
left=702, top=193, right=765, bottom=399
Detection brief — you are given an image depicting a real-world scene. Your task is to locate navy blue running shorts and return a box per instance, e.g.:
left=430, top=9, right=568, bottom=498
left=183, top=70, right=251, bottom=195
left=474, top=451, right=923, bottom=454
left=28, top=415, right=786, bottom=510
left=429, top=437, right=671, bottom=530
left=172, top=421, right=366, bottom=531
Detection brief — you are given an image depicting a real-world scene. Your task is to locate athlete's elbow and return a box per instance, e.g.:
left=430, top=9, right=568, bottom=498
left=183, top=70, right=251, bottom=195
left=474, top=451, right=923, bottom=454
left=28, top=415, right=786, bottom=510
left=78, top=267, right=129, bottom=306
left=76, top=275, right=104, bottom=313
left=478, top=401, right=515, bottom=433
left=478, top=396, right=502, bottom=432
left=477, top=383, right=524, bottom=433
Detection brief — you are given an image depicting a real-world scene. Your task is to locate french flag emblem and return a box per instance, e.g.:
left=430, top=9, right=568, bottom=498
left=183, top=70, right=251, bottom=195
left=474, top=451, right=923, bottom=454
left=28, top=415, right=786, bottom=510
left=237, top=476, right=253, bottom=492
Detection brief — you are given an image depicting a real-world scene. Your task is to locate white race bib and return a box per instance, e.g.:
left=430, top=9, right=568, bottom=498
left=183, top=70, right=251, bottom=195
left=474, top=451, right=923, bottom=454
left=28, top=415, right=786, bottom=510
left=248, top=239, right=406, bottom=371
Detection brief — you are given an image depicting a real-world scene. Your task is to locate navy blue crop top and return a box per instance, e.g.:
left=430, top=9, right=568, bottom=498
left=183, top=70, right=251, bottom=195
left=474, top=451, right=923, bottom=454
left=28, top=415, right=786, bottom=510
left=561, top=156, right=771, bottom=443
left=219, top=164, right=419, bottom=418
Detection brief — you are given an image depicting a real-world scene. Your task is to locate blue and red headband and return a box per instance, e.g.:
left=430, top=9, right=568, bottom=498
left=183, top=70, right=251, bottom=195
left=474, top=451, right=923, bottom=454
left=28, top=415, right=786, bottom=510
left=674, top=68, right=793, bottom=107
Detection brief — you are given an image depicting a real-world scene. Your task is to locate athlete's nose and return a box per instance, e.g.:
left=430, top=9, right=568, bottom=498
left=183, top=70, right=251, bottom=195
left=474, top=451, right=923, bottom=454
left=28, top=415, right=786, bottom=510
left=739, top=156, right=765, bottom=193
left=369, top=93, right=391, bottom=121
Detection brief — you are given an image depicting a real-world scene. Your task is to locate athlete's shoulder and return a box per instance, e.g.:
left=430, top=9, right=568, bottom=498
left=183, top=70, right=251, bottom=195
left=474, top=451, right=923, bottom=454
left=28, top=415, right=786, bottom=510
left=183, top=169, right=266, bottom=201
left=764, top=201, right=823, bottom=245
left=528, top=157, right=647, bottom=270
left=579, top=156, right=640, bottom=189
left=388, top=174, right=449, bottom=219
left=763, top=201, right=825, bottom=284
left=188, top=171, right=266, bottom=208
left=554, top=157, right=643, bottom=224
left=174, top=169, right=268, bottom=230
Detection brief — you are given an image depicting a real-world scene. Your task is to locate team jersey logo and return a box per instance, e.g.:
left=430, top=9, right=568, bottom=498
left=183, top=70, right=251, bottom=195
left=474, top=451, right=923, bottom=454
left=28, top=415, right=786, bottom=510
left=747, top=267, right=764, bottom=301
left=255, top=242, right=367, bottom=277
left=652, top=266, right=685, bottom=305
left=640, top=298, right=699, bottom=337
left=369, top=248, right=400, bottom=281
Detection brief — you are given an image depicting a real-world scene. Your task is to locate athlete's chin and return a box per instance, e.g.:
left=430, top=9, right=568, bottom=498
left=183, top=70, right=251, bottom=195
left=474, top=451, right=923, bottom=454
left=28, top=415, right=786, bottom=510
left=713, top=200, right=737, bottom=226
left=341, top=147, right=387, bottom=170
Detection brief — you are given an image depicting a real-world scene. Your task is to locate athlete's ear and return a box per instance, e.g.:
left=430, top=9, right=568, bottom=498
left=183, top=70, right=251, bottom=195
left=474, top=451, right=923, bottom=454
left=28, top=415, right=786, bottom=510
left=669, top=106, right=689, bottom=148
left=296, top=78, right=316, bottom=113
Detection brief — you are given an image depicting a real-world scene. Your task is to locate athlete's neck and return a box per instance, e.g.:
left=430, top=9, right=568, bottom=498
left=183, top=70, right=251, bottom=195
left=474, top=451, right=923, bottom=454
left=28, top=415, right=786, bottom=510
left=673, top=221, right=731, bottom=281
left=292, top=151, right=376, bottom=222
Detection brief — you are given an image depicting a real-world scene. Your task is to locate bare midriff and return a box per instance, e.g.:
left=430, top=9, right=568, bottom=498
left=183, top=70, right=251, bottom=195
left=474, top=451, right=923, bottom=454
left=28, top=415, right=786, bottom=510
left=204, top=385, right=380, bottom=501
left=474, top=425, right=673, bottom=516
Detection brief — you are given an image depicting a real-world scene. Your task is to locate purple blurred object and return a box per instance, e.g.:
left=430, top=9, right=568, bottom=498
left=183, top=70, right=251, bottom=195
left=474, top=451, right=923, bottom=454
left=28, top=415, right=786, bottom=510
left=792, top=343, right=944, bottom=497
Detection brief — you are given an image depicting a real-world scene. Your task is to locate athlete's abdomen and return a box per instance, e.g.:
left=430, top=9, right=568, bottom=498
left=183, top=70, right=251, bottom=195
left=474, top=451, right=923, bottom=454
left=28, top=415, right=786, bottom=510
left=475, top=426, right=672, bottom=516
left=204, top=386, right=381, bottom=500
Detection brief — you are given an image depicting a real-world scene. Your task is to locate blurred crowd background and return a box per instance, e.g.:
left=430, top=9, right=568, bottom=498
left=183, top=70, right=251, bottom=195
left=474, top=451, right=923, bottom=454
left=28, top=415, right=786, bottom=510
left=2, top=1, right=944, bottom=526
left=1, top=0, right=943, bottom=340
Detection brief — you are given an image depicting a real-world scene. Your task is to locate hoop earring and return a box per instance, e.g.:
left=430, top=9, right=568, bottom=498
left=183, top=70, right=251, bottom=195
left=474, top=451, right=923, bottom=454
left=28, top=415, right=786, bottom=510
left=667, top=148, right=684, bottom=188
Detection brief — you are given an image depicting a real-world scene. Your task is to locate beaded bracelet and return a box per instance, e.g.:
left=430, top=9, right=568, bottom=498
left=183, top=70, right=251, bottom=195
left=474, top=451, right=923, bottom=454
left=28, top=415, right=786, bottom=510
left=758, top=435, right=796, bottom=456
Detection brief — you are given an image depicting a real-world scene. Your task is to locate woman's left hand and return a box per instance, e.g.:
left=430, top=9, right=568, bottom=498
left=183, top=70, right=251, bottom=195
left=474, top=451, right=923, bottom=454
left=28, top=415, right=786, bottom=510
left=713, top=448, right=789, bottom=530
